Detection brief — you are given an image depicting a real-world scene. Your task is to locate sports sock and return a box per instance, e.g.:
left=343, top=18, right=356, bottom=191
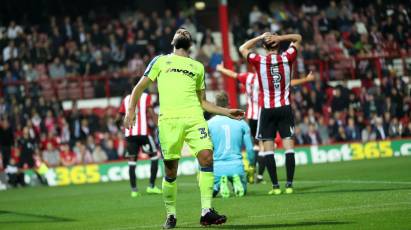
left=198, top=167, right=214, bottom=210
left=257, top=152, right=266, bottom=177
left=128, top=161, right=137, bottom=191
left=163, top=177, right=177, bottom=216
left=264, top=152, right=279, bottom=187
left=285, top=151, right=295, bottom=186
left=149, top=157, right=159, bottom=188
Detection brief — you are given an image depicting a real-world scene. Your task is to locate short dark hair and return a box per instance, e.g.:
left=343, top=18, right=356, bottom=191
left=171, top=28, right=192, bottom=50
left=215, top=92, right=229, bottom=108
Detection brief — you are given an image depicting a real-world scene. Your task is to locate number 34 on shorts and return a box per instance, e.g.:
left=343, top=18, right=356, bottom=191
left=158, top=117, right=213, bottom=160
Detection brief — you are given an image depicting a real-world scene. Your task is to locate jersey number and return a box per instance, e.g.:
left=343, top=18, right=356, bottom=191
left=222, top=125, right=231, bottom=150
left=198, top=128, right=208, bottom=139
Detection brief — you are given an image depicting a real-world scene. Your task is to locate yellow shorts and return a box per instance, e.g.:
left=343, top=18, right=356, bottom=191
left=158, top=117, right=213, bottom=160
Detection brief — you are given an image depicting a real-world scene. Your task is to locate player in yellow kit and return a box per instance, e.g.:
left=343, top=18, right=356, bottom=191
left=124, top=28, right=244, bottom=229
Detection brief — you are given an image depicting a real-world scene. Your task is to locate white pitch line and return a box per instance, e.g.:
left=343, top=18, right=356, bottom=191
left=248, top=202, right=411, bottom=218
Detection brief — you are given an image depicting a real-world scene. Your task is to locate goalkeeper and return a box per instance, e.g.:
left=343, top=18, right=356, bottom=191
left=208, top=92, right=255, bottom=198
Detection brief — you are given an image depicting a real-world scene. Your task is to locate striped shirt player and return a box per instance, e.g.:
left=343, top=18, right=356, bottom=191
left=119, top=92, right=161, bottom=196
left=239, top=33, right=302, bottom=195
left=238, top=72, right=260, bottom=138
left=248, top=45, right=297, bottom=140
left=215, top=64, right=260, bottom=138
left=119, top=92, right=157, bottom=156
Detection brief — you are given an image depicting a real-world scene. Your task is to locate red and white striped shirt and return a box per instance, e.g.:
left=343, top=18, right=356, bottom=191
left=119, top=93, right=152, bottom=137
left=238, top=72, right=260, bottom=120
left=247, top=46, right=297, bottom=108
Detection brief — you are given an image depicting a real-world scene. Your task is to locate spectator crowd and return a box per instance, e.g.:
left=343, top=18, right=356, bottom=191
left=1, top=0, right=411, bottom=172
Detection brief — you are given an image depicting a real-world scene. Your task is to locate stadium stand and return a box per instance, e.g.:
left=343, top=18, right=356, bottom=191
left=0, top=0, right=411, bottom=170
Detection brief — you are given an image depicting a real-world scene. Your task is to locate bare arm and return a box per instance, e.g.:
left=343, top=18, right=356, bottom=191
left=291, top=71, right=314, bottom=86
left=196, top=90, right=244, bottom=120
left=216, top=64, right=238, bottom=78
left=239, top=33, right=269, bottom=59
left=268, top=34, right=302, bottom=50
left=147, top=107, right=158, bottom=126
left=124, top=77, right=152, bottom=127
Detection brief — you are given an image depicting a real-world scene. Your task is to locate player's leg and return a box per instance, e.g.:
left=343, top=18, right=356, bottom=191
left=213, top=175, right=221, bottom=197
left=263, top=140, right=281, bottom=195
left=229, top=163, right=246, bottom=197
left=248, top=119, right=259, bottom=183
left=143, top=135, right=162, bottom=194
left=197, top=149, right=227, bottom=225
left=158, top=119, right=184, bottom=229
left=257, top=108, right=280, bottom=194
left=283, top=139, right=295, bottom=194
left=126, top=136, right=140, bottom=197
left=256, top=140, right=266, bottom=183
left=278, top=106, right=296, bottom=194
left=186, top=118, right=226, bottom=226
left=214, top=162, right=229, bottom=198
left=163, top=159, right=178, bottom=224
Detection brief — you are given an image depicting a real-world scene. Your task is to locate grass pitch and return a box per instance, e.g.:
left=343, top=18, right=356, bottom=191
left=1, top=157, right=411, bottom=230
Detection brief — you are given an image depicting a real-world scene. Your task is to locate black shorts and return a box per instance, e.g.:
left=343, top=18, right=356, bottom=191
left=256, top=106, right=295, bottom=140
left=126, top=135, right=157, bottom=158
left=248, top=119, right=258, bottom=139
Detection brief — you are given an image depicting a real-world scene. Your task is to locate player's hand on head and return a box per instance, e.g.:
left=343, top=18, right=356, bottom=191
left=227, top=109, right=245, bottom=120
left=260, top=32, right=271, bottom=39
left=266, top=34, right=280, bottom=47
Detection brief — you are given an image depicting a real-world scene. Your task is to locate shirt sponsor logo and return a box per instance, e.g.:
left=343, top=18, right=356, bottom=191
left=167, top=68, right=195, bottom=79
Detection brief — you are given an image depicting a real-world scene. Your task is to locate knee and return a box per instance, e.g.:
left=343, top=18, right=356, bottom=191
left=197, top=150, right=213, bottom=168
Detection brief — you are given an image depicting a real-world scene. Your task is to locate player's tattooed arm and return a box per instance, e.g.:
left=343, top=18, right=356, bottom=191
left=239, top=32, right=271, bottom=58
left=196, top=90, right=244, bottom=120
left=291, top=71, right=315, bottom=87
left=124, top=77, right=152, bottom=128
left=216, top=63, right=238, bottom=78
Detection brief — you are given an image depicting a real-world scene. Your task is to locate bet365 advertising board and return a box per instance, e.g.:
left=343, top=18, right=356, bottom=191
left=1, top=139, right=410, bottom=189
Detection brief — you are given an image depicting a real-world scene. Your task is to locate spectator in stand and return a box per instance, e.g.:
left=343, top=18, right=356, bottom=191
left=24, top=63, right=40, bottom=82
left=42, top=142, right=60, bottom=167
left=362, top=124, right=377, bottom=142
left=73, top=141, right=93, bottom=164
left=0, top=119, right=14, bottom=168
left=305, top=124, right=322, bottom=145
left=2, top=41, right=18, bottom=62
left=336, top=126, right=348, bottom=142
left=59, top=144, right=76, bottom=166
left=249, top=5, right=263, bottom=26
left=375, top=117, right=388, bottom=140
left=294, top=126, right=307, bottom=145
left=345, top=118, right=361, bottom=141
left=103, top=139, right=118, bottom=161
left=18, top=127, right=36, bottom=169
left=5, top=158, right=26, bottom=187
left=92, top=145, right=108, bottom=163
left=49, top=57, right=66, bottom=79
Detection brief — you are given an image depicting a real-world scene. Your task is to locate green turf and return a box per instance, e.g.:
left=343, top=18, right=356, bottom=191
left=1, top=157, right=411, bottom=230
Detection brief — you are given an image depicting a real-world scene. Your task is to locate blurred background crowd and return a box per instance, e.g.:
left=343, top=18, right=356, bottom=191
left=0, top=0, right=410, bottom=170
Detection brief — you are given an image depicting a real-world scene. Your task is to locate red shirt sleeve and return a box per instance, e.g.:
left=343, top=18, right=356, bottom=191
left=247, top=52, right=261, bottom=67
left=282, top=45, right=297, bottom=63
left=119, top=98, right=126, bottom=114
left=237, top=73, right=248, bottom=85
